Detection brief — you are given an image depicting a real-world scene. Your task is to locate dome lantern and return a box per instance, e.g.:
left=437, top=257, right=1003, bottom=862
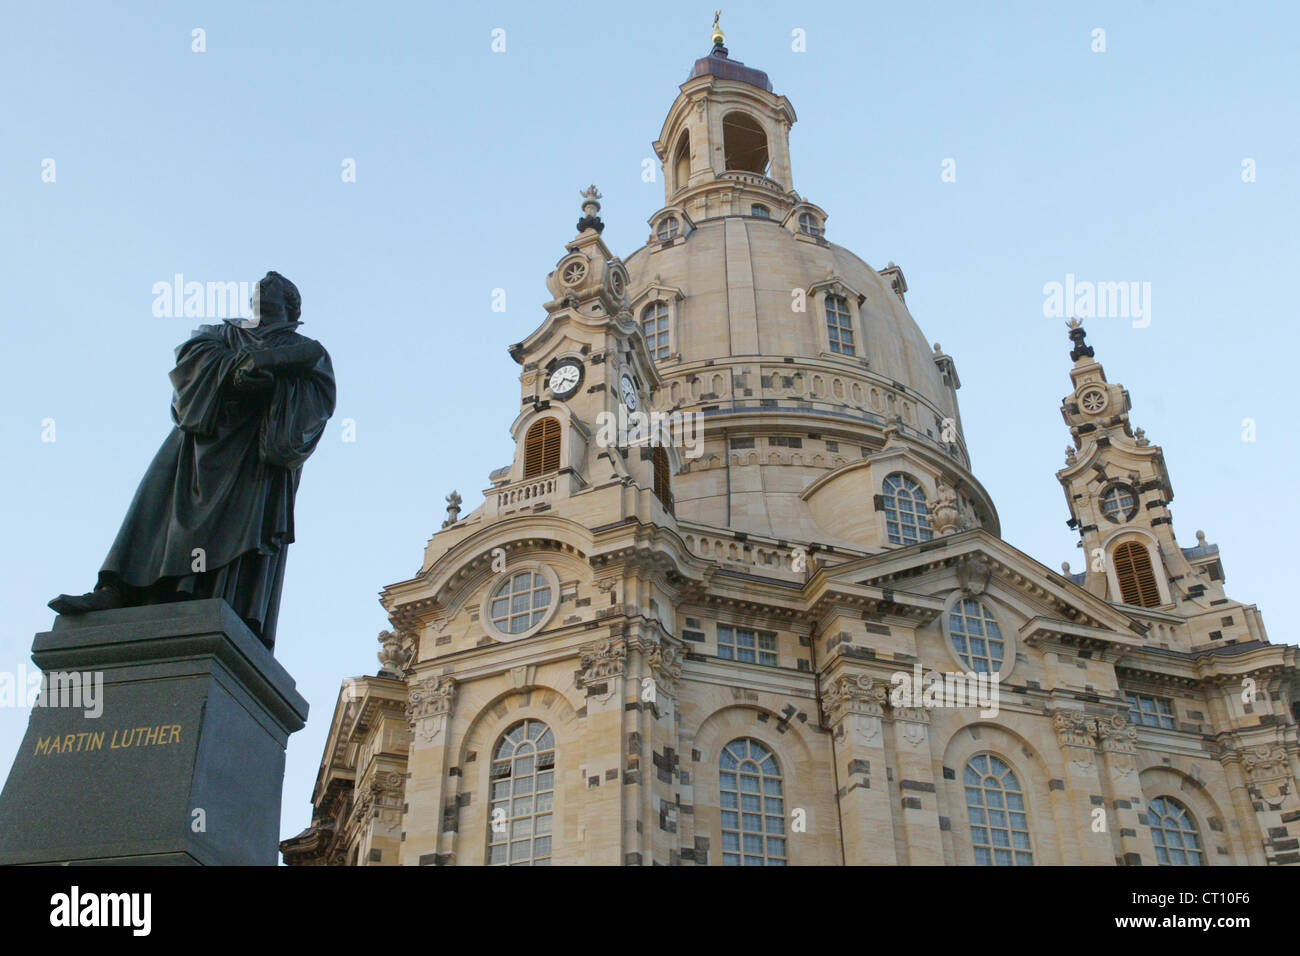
left=653, top=36, right=796, bottom=218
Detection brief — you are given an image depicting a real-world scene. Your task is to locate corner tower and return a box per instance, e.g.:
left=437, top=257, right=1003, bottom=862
left=1056, top=321, right=1269, bottom=647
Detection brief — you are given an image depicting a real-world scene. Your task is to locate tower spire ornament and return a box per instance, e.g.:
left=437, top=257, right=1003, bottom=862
left=576, top=184, right=604, bottom=234
left=442, top=490, right=462, bottom=529
left=1066, top=318, right=1094, bottom=362
left=712, top=10, right=725, bottom=49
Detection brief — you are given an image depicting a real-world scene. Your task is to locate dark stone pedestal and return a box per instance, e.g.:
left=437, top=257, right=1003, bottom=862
left=0, top=600, right=308, bottom=865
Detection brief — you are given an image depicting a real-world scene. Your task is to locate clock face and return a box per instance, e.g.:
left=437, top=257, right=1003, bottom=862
left=547, top=361, right=582, bottom=398
left=620, top=374, right=639, bottom=411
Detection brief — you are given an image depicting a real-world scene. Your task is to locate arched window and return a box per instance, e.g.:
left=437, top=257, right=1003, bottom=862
left=652, top=445, right=673, bottom=513
left=720, top=738, right=786, bottom=865
left=750, top=203, right=771, bottom=219
left=641, top=302, right=670, bottom=360
left=825, top=294, right=854, bottom=355
left=522, top=417, right=561, bottom=478
left=881, top=473, right=932, bottom=545
left=949, top=598, right=1005, bottom=674
left=964, top=754, right=1032, bottom=866
left=655, top=216, right=680, bottom=242
left=673, top=132, right=690, bottom=190
left=722, top=111, right=769, bottom=174
left=1113, top=540, right=1161, bottom=608
left=1147, top=796, right=1204, bottom=866
left=487, top=719, right=555, bottom=865
left=797, top=212, right=822, bottom=237
left=1101, top=484, right=1138, bottom=523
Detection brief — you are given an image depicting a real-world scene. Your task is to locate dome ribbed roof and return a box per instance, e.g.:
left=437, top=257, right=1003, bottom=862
left=626, top=218, right=954, bottom=422
left=687, top=47, right=773, bottom=92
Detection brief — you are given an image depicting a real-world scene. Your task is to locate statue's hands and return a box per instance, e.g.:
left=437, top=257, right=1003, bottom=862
left=231, top=365, right=276, bottom=392
left=236, top=341, right=324, bottom=373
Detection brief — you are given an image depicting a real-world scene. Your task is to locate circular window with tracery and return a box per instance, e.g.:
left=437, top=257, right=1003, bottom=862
left=561, top=260, right=587, bottom=286
left=483, top=565, right=559, bottom=641
left=1100, top=483, right=1138, bottom=523
left=1079, top=388, right=1107, bottom=414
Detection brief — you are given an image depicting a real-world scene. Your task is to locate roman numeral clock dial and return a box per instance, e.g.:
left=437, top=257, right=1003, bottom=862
left=547, top=360, right=583, bottom=400
left=620, top=373, right=639, bottom=412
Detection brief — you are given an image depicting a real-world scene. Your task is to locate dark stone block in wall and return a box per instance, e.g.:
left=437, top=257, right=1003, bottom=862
left=0, top=600, right=307, bottom=866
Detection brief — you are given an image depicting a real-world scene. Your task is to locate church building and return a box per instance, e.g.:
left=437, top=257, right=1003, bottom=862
left=282, top=27, right=1300, bottom=866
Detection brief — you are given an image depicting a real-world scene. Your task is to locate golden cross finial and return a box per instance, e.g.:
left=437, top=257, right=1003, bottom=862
left=712, top=10, right=725, bottom=47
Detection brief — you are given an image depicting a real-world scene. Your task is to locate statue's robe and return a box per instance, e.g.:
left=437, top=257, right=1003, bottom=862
left=96, top=320, right=336, bottom=649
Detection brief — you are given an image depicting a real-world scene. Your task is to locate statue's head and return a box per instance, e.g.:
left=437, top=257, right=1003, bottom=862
left=248, top=271, right=301, bottom=326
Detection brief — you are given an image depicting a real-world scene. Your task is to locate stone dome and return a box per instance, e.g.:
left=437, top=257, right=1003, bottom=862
left=625, top=218, right=956, bottom=424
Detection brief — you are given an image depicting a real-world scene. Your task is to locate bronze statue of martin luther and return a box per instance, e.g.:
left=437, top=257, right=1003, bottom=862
left=49, top=271, right=336, bottom=651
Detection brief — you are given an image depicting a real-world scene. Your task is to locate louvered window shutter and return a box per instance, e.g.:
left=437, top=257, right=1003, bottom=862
left=523, top=418, right=561, bottom=478
left=1113, top=541, right=1161, bottom=608
left=653, top=446, right=673, bottom=514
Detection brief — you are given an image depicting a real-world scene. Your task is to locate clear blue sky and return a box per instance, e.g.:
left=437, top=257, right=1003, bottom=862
left=2, top=1, right=1296, bottom=845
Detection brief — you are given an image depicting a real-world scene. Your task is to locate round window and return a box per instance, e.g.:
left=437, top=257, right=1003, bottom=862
left=1100, top=483, right=1139, bottom=523
left=1079, top=388, right=1107, bottom=414
left=561, top=260, right=587, bottom=286
left=656, top=217, right=680, bottom=241
left=484, top=565, right=558, bottom=641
